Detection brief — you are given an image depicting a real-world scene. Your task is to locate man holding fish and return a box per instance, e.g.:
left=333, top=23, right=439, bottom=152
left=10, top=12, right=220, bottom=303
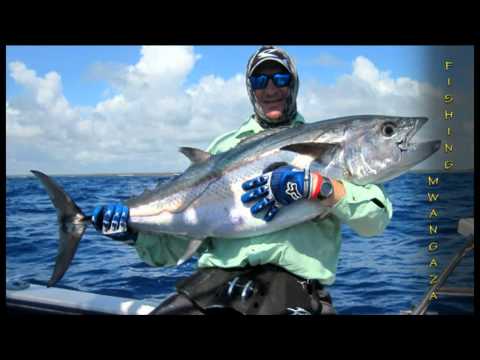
left=92, top=45, right=394, bottom=314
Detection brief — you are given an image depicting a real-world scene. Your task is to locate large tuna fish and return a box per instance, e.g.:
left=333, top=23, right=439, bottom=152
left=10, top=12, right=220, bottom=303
left=32, top=115, right=440, bottom=286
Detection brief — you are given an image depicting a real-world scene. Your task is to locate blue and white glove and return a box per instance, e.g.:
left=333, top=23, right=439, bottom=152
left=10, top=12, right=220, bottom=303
left=92, top=203, right=130, bottom=237
left=241, top=165, right=326, bottom=222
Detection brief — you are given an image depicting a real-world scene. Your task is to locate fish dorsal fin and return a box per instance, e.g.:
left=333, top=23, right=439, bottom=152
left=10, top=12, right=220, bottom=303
left=179, top=147, right=211, bottom=165
left=280, top=142, right=340, bottom=160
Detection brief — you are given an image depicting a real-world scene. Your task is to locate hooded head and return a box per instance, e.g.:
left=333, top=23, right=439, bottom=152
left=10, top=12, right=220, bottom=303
left=246, top=46, right=299, bottom=128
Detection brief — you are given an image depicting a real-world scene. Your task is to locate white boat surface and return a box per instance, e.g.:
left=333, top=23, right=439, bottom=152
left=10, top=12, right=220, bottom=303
left=6, top=282, right=157, bottom=315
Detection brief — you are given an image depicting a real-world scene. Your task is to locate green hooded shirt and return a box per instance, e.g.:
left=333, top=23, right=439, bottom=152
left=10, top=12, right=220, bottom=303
left=135, top=114, right=393, bottom=285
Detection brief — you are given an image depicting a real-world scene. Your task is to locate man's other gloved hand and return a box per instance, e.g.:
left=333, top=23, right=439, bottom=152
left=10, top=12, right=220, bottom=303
left=92, top=203, right=134, bottom=241
left=241, top=165, right=326, bottom=222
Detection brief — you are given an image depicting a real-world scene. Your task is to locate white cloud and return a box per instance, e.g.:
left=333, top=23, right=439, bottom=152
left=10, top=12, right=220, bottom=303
left=298, top=56, right=441, bottom=121
left=6, top=46, right=251, bottom=174
left=105, top=46, right=202, bottom=100
left=9, top=61, right=71, bottom=115
left=6, top=48, right=473, bottom=175
left=131, top=46, right=200, bottom=80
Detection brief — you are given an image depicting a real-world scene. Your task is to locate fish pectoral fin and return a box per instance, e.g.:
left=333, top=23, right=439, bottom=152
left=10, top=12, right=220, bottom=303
left=176, top=238, right=206, bottom=266
left=179, top=147, right=212, bottom=165
left=280, top=142, right=341, bottom=160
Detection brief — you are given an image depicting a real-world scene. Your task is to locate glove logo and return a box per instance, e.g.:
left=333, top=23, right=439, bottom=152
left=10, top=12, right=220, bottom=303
left=286, top=307, right=311, bottom=315
left=286, top=182, right=302, bottom=200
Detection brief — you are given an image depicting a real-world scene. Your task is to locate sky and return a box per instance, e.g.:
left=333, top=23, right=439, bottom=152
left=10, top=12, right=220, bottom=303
left=5, top=45, right=474, bottom=175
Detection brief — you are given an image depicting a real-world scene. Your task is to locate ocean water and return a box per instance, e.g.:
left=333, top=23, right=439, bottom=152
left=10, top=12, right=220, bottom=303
left=6, top=172, right=474, bottom=314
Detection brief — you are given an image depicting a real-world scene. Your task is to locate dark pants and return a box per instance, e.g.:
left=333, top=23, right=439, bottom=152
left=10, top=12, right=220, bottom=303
left=151, top=264, right=336, bottom=315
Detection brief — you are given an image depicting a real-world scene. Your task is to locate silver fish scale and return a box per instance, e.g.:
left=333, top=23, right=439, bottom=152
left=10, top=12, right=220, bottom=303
left=129, top=149, right=326, bottom=238
left=179, top=155, right=328, bottom=238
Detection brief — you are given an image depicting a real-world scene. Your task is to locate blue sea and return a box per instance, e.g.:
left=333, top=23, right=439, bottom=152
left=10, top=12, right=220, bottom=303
left=6, top=172, right=475, bottom=315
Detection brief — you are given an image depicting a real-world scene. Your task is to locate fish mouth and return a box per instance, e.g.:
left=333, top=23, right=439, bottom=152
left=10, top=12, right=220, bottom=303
left=397, top=117, right=428, bottom=152
left=396, top=117, right=441, bottom=167
left=374, top=139, right=440, bottom=184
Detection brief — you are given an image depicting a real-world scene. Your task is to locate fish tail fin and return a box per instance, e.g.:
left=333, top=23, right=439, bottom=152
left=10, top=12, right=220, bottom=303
left=31, top=170, right=90, bottom=287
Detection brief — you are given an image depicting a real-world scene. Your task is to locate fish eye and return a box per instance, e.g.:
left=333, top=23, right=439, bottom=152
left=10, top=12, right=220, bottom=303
left=382, top=122, right=396, bottom=137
